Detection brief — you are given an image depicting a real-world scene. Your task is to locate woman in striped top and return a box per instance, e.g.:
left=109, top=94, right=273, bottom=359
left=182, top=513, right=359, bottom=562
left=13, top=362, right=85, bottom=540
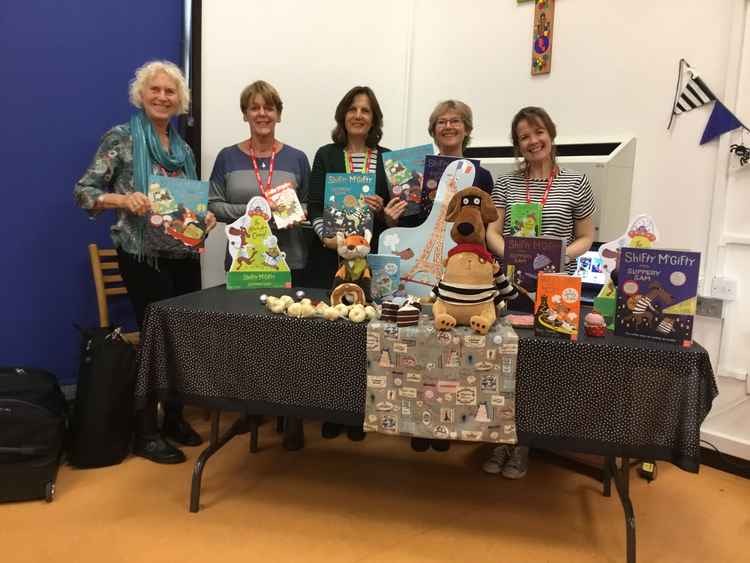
left=484, top=106, right=596, bottom=479
left=486, top=107, right=596, bottom=274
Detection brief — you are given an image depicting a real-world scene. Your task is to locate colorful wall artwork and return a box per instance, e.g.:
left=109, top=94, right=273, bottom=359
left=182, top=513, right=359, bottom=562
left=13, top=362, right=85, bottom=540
left=531, top=0, right=555, bottom=75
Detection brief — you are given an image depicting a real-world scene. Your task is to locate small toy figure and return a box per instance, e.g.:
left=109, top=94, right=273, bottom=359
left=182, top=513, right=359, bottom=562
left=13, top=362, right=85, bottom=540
left=332, top=230, right=373, bottom=303
left=262, top=246, right=285, bottom=270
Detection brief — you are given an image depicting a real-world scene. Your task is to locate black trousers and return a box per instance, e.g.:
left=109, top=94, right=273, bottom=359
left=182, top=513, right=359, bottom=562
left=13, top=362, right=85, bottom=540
left=117, top=249, right=202, bottom=436
left=117, top=250, right=202, bottom=328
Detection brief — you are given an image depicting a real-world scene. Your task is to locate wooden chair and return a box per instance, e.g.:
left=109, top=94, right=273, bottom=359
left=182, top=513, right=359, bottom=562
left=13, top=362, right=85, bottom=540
left=88, top=243, right=140, bottom=346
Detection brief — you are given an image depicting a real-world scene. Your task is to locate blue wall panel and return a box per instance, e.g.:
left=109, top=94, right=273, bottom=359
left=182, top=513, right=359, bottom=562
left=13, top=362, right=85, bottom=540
left=1, top=2, right=183, bottom=382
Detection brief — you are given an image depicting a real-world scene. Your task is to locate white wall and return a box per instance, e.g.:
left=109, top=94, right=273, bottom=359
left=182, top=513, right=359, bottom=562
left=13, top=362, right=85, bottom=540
left=715, top=3, right=750, bottom=380
left=201, top=0, right=748, bottom=378
left=201, top=0, right=413, bottom=172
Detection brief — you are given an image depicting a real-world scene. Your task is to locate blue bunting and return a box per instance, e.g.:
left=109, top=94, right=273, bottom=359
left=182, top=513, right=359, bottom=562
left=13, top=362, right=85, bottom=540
left=700, top=101, right=746, bottom=145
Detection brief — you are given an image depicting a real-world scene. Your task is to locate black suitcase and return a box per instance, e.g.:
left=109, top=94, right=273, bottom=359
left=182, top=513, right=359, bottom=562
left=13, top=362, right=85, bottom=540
left=0, top=367, right=67, bottom=503
left=69, top=327, right=137, bottom=468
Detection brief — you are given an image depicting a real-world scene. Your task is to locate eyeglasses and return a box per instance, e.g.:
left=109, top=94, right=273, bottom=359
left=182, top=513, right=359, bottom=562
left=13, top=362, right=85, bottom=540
left=436, top=118, right=462, bottom=128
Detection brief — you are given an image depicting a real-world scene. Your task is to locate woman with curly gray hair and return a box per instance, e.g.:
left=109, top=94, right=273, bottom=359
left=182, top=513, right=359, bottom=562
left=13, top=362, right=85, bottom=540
left=74, top=60, right=216, bottom=465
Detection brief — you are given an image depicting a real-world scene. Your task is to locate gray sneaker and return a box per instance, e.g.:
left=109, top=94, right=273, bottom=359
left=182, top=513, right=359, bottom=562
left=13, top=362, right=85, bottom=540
left=482, top=445, right=511, bottom=474
left=502, top=446, right=529, bottom=479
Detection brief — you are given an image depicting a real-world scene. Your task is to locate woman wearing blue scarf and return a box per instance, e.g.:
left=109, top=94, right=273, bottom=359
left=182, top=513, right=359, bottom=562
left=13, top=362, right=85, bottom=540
left=75, top=61, right=216, bottom=464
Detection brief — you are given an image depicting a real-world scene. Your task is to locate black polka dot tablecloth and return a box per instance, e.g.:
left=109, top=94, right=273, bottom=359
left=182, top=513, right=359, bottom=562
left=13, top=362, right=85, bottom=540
left=136, top=286, right=717, bottom=472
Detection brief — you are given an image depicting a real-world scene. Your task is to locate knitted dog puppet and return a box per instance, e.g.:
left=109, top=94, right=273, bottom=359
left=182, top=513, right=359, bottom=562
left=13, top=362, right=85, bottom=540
left=432, top=187, right=517, bottom=334
left=332, top=230, right=372, bottom=303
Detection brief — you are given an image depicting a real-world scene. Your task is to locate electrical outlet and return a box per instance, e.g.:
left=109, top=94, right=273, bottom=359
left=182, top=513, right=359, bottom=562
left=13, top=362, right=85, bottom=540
left=696, top=295, right=723, bottom=319
left=711, top=276, right=738, bottom=301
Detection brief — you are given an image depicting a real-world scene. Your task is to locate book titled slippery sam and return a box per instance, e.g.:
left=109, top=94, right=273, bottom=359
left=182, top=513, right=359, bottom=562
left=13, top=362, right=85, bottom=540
left=614, top=248, right=700, bottom=345
left=382, top=144, right=433, bottom=217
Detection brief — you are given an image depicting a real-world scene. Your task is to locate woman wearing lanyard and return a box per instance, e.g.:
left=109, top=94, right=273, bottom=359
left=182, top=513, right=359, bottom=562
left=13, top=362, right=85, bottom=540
left=307, top=86, right=401, bottom=441
left=307, top=86, right=405, bottom=291
left=209, top=80, right=310, bottom=286
left=485, top=106, right=595, bottom=479
left=208, top=81, right=310, bottom=451
left=427, top=99, right=494, bottom=194
left=74, top=60, right=216, bottom=464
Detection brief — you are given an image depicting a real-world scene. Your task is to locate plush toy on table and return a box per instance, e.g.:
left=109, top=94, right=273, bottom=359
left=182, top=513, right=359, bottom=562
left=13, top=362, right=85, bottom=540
left=432, top=187, right=517, bottom=335
left=331, top=230, right=373, bottom=304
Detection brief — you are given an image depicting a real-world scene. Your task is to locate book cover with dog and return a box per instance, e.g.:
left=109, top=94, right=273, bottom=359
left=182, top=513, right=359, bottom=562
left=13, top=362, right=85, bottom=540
left=323, top=173, right=375, bottom=238
left=614, top=248, right=700, bottom=345
left=504, top=236, right=566, bottom=313
left=419, top=155, right=480, bottom=221
left=147, top=175, right=210, bottom=249
left=382, top=144, right=433, bottom=217
left=534, top=273, right=581, bottom=340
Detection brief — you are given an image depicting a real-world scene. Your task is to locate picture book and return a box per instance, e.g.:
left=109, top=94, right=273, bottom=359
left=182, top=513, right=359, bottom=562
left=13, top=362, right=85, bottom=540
left=382, top=144, right=434, bottom=217
left=534, top=272, right=581, bottom=340
left=265, top=181, right=306, bottom=229
left=225, top=196, right=292, bottom=290
left=420, top=155, right=481, bottom=221
left=509, top=203, right=542, bottom=237
left=378, top=158, right=478, bottom=297
left=614, top=248, right=700, bottom=345
left=367, top=254, right=402, bottom=303
left=323, top=173, right=374, bottom=239
left=147, top=175, right=209, bottom=249
left=504, top=236, right=566, bottom=313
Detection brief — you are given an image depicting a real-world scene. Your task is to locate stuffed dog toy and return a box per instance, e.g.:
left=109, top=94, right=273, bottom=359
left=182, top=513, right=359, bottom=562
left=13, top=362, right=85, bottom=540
left=332, top=230, right=372, bottom=304
left=432, top=187, right=517, bottom=334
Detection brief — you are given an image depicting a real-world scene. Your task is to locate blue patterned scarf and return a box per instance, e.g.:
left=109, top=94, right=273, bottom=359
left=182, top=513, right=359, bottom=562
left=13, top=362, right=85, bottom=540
left=129, top=111, right=198, bottom=259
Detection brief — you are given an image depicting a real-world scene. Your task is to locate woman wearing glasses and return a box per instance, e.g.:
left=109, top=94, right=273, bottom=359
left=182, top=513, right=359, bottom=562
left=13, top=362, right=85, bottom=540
left=427, top=99, right=494, bottom=194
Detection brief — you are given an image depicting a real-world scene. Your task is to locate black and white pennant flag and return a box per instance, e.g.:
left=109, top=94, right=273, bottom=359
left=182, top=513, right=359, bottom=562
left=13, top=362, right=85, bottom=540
left=668, top=59, right=717, bottom=129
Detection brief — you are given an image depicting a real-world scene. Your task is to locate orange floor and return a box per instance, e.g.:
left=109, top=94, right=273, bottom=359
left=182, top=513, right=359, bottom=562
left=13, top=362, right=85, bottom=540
left=2, top=412, right=748, bottom=563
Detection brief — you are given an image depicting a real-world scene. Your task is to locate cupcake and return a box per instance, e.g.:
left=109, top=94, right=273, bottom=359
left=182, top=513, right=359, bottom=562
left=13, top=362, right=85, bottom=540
left=584, top=311, right=607, bottom=337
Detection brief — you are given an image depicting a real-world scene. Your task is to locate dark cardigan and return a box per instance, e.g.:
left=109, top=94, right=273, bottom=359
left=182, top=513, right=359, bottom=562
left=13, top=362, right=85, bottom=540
left=305, top=142, right=391, bottom=290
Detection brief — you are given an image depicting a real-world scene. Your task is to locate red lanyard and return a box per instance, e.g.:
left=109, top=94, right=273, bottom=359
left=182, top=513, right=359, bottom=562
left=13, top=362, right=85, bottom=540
left=525, top=166, right=557, bottom=207
left=249, top=140, right=276, bottom=198
left=345, top=149, right=373, bottom=173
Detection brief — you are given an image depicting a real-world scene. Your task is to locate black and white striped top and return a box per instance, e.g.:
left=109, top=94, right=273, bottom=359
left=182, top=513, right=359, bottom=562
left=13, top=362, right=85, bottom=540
left=492, top=168, right=596, bottom=273
left=349, top=151, right=378, bottom=175
left=312, top=151, right=379, bottom=239
left=432, top=269, right=518, bottom=306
